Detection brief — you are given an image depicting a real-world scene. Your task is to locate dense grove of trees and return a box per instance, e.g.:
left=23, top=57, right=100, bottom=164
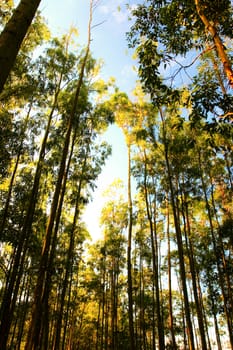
left=0, top=1, right=232, bottom=349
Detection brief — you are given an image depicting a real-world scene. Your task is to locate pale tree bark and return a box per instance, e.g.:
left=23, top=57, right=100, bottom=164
left=127, top=143, right=135, bottom=350
left=0, top=0, right=41, bottom=93
left=166, top=195, right=178, bottom=349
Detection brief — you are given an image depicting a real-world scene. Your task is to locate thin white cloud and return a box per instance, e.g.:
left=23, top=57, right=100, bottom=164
left=98, top=1, right=130, bottom=24
left=99, top=5, right=110, bottom=14
left=112, top=9, right=128, bottom=23
left=121, top=64, right=138, bottom=78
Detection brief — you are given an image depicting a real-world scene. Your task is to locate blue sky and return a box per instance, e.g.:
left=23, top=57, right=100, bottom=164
left=40, top=0, right=139, bottom=93
left=38, top=0, right=140, bottom=240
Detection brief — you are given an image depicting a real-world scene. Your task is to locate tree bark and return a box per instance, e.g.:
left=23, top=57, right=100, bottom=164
left=194, top=0, right=233, bottom=88
left=166, top=196, right=178, bottom=349
left=127, top=144, right=135, bottom=350
left=0, top=0, right=41, bottom=93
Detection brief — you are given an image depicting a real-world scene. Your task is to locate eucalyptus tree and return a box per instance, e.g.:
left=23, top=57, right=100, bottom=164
left=127, top=0, right=233, bottom=102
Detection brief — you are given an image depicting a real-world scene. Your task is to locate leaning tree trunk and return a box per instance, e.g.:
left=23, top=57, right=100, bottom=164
left=194, top=0, right=233, bottom=87
left=0, top=0, right=41, bottom=93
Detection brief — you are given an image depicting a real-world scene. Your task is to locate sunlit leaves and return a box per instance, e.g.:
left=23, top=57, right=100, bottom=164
left=127, top=0, right=233, bottom=107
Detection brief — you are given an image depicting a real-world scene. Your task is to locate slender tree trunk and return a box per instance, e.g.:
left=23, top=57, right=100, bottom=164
left=115, top=264, right=119, bottom=350
left=127, top=144, right=135, bottom=350
left=0, top=0, right=41, bottom=93
left=166, top=196, right=178, bottom=349
left=139, top=256, right=146, bottom=350
left=62, top=270, right=79, bottom=350
left=101, top=258, right=106, bottom=350
left=194, top=0, right=233, bottom=87
left=196, top=274, right=212, bottom=350
left=210, top=291, right=223, bottom=350
left=209, top=50, right=227, bottom=95
left=110, top=261, right=116, bottom=350
left=16, top=275, right=31, bottom=350
left=96, top=300, right=101, bottom=350
left=105, top=295, right=110, bottom=350
left=151, top=281, right=157, bottom=350
left=138, top=248, right=143, bottom=350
